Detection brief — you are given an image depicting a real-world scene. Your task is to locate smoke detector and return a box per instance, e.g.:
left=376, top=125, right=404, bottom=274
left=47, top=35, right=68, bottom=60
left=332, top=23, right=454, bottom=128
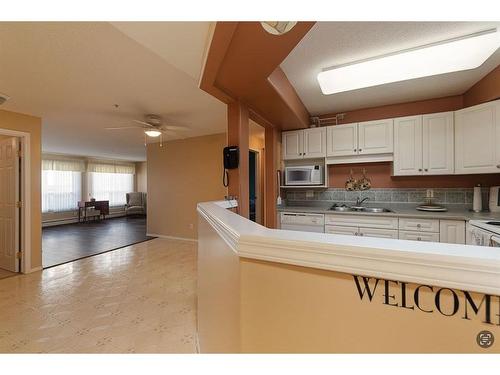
left=0, top=93, right=10, bottom=106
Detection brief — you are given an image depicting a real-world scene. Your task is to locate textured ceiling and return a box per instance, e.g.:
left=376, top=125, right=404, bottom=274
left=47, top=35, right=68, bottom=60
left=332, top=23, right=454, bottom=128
left=281, top=22, right=500, bottom=115
left=0, top=22, right=225, bottom=161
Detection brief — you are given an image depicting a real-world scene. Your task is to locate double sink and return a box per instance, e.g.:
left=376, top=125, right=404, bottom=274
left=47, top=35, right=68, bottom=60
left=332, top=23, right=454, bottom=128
left=329, top=204, right=393, bottom=213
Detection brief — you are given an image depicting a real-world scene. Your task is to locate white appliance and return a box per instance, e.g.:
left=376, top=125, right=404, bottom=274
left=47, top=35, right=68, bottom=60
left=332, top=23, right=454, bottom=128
left=489, top=186, right=500, bottom=213
left=280, top=212, right=325, bottom=233
left=284, top=165, right=323, bottom=186
left=467, top=220, right=500, bottom=247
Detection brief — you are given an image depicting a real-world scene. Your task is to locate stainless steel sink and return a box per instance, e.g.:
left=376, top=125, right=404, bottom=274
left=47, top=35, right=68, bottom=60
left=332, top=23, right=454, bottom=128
left=359, top=207, right=393, bottom=213
left=330, top=206, right=354, bottom=212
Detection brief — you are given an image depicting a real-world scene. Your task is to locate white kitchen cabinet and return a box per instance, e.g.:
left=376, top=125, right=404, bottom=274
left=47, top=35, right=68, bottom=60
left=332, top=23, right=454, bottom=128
left=303, top=127, right=327, bottom=158
left=282, top=128, right=326, bottom=160
left=325, top=225, right=358, bottom=236
left=439, top=220, right=466, bottom=244
left=455, top=99, right=500, bottom=174
left=326, top=123, right=358, bottom=157
left=422, top=112, right=454, bottom=175
left=325, top=214, right=398, bottom=230
left=394, top=112, right=454, bottom=176
left=399, top=231, right=440, bottom=242
left=393, top=115, right=423, bottom=176
left=359, top=227, right=398, bottom=239
left=358, top=119, right=394, bottom=155
left=399, top=218, right=440, bottom=233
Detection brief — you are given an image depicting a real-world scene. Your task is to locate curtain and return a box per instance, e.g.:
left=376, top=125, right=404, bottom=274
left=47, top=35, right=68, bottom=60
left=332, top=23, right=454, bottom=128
left=42, top=170, right=82, bottom=212
left=42, top=158, right=85, bottom=172
left=88, top=172, right=134, bottom=207
left=87, top=161, right=135, bottom=174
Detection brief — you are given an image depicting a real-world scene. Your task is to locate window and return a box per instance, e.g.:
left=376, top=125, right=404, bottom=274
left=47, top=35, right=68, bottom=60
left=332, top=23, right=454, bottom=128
left=89, top=172, right=134, bottom=207
left=42, top=170, right=82, bottom=213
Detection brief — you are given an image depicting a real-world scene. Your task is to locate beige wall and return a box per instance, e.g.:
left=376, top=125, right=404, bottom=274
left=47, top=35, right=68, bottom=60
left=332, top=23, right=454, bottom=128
left=0, top=109, right=42, bottom=270
left=135, top=161, right=147, bottom=193
left=147, top=133, right=227, bottom=239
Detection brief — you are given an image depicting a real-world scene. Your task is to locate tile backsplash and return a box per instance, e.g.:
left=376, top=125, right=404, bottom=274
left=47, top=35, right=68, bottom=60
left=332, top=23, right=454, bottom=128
left=285, top=187, right=490, bottom=207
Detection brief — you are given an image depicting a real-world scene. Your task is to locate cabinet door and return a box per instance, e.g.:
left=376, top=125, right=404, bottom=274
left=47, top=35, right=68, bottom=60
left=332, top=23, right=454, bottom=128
left=399, top=231, right=440, bottom=242
left=399, top=218, right=439, bottom=233
left=303, top=127, right=326, bottom=158
left=326, top=123, right=358, bottom=157
left=325, top=225, right=358, bottom=236
left=358, top=119, right=394, bottom=155
left=393, top=115, right=423, bottom=176
left=439, top=220, right=466, bottom=244
left=455, top=100, right=500, bottom=174
left=422, top=112, right=454, bottom=175
left=282, top=130, right=303, bottom=160
left=358, top=227, right=398, bottom=239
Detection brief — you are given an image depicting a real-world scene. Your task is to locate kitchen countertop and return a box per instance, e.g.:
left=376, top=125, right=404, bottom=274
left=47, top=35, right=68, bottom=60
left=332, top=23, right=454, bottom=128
left=277, top=202, right=500, bottom=221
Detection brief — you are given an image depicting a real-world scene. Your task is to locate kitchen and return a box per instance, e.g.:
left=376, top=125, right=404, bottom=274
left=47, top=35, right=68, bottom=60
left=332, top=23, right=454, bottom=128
left=278, top=23, right=500, bottom=249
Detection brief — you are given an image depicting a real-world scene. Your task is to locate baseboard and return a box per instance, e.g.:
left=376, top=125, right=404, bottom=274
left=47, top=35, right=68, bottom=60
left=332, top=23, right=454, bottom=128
left=42, top=211, right=128, bottom=227
left=26, top=266, right=42, bottom=274
left=147, top=233, right=198, bottom=242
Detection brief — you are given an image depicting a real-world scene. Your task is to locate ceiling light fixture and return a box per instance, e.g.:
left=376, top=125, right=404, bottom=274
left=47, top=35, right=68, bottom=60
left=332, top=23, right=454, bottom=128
left=261, top=21, right=297, bottom=36
left=317, top=28, right=500, bottom=95
left=144, top=130, right=162, bottom=137
left=0, top=92, right=10, bottom=105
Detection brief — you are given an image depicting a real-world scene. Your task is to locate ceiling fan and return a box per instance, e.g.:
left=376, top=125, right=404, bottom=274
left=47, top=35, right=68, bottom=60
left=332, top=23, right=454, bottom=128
left=105, top=114, right=190, bottom=147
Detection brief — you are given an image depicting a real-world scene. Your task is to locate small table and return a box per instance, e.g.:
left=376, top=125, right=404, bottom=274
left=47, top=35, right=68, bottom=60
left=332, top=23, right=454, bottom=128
left=78, top=200, right=110, bottom=222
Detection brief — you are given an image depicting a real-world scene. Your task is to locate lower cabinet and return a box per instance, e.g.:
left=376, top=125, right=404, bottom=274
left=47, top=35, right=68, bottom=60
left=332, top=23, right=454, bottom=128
left=325, top=225, right=358, bottom=236
left=325, top=225, right=398, bottom=239
left=399, top=231, right=440, bottom=242
left=439, top=220, right=466, bottom=244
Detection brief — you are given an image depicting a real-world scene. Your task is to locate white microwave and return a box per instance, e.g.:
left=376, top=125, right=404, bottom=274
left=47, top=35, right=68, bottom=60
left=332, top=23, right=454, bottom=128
left=284, top=165, right=323, bottom=186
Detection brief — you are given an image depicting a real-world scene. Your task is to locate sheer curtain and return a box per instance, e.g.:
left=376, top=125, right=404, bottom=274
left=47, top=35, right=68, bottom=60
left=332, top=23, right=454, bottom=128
left=88, top=172, right=134, bottom=207
left=42, top=170, right=82, bottom=213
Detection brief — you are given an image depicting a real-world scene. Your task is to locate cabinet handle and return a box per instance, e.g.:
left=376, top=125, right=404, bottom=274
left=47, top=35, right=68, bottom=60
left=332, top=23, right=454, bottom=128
left=417, top=237, right=422, bottom=241
left=424, top=168, right=428, bottom=172
left=358, top=149, right=362, bottom=152
left=497, top=165, right=500, bottom=168
left=359, top=232, right=364, bottom=236
left=354, top=232, right=358, bottom=236
left=417, top=224, right=421, bottom=228
left=418, top=168, right=422, bottom=172
left=354, top=149, right=357, bottom=152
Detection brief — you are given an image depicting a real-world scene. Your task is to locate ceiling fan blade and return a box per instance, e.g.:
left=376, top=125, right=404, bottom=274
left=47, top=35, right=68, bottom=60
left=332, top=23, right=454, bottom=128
left=162, top=125, right=191, bottom=131
left=105, top=126, right=145, bottom=130
left=132, top=119, right=155, bottom=128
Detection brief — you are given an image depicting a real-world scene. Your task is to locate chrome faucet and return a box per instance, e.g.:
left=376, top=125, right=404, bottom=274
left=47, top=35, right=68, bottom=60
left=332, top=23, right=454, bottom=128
left=355, top=197, right=370, bottom=206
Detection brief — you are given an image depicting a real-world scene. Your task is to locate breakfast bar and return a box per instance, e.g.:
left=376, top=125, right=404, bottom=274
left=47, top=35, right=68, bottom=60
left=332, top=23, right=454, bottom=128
left=197, top=200, right=500, bottom=353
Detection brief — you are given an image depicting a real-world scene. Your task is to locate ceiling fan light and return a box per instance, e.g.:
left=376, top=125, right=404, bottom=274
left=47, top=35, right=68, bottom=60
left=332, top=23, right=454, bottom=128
left=261, top=21, right=297, bottom=35
left=145, top=130, right=162, bottom=137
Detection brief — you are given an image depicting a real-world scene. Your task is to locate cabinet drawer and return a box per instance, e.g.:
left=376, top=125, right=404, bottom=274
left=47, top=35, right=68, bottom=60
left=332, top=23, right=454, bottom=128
left=325, top=214, right=398, bottom=230
left=359, top=227, right=399, bottom=239
left=399, top=231, right=440, bottom=242
left=399, top=218, right=439, bottom=232
left=325, top=225, right=358, bottom=236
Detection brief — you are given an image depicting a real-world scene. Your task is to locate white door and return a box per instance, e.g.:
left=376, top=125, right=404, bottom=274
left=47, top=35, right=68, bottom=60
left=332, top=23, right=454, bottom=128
left=282, top=130, right=303, bottom=160
left=357, top=119, right=394, bottom=155
left=439, top=220, right=466, bottom=244
left=0, top=137, right=20, bottom=272
left=326, top=123, right=358, bottom=157
left=393, top=115, right=423, bottom=176
left=303, top=127, right=326, bottom=158
left=455, top=100, right=500, bottom=174
left=358, top=227, right=399, bottom=239
left=422, top=112, right=454, bottom=175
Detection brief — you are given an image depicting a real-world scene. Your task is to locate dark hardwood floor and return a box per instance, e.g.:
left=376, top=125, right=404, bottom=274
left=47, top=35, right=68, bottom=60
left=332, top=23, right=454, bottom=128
left=42, top=216, right=154, bottom=268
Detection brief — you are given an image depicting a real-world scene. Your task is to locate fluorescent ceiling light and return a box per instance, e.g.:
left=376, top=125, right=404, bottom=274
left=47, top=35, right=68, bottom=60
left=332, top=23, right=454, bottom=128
left=317, top=28, right=500, bottom=95
left=144, top=130, right=162, bottom=137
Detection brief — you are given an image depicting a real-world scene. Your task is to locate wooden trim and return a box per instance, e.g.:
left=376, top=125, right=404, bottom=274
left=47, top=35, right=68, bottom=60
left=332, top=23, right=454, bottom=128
left=264, top=126, right=278, bottom=228
left=227, top=101, right=250, bottom=218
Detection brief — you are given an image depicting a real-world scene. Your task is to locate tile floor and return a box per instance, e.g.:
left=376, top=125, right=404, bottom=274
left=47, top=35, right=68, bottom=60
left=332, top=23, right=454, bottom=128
left=0, top=238, right=197, bottom=353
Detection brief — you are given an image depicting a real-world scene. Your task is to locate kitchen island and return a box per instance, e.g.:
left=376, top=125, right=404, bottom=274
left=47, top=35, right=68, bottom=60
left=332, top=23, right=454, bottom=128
left=197, top=200, right=500, bottom=353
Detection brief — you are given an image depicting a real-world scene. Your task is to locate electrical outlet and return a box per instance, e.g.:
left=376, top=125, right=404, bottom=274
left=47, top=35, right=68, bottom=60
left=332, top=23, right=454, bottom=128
left=306, top=190, right=314, bottom=199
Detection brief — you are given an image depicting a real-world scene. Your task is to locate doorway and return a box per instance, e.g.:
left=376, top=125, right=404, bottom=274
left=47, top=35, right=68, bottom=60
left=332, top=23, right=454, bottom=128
left=249, top=119, right=266, bottom=225
left=249, top=150, right=258, bottom=222
left=0, top=135, right=21, bottom=279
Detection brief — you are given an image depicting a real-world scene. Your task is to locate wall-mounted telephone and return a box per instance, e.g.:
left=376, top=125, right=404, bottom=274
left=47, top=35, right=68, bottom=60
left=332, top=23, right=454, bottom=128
left=223, top=146, right=239, bottom=187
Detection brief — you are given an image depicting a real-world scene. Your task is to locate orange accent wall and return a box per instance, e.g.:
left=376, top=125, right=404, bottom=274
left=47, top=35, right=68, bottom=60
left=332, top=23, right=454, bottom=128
left=328, top=162, right=500, bottom=189
left=320, top=95, right=464, bottom=124
left=463, top=65, right=500, bottom=107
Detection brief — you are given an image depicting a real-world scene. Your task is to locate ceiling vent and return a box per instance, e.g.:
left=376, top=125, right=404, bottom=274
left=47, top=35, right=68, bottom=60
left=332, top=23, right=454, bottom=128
left=0, top=93, right=10, bottom=106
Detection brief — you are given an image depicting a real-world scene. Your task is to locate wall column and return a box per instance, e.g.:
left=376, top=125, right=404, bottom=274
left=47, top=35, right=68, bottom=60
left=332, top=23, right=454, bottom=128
left=264, top=126, right=279, bottom=228
left=227, top=101, right=250, bottom=218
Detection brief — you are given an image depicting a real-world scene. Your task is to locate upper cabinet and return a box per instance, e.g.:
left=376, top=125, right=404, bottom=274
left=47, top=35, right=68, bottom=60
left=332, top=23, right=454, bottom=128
left=326, top=119, right=393, bottom=159
left=393, top=112, right=454, bottom=176
left=455, top=100, right=500, bottom=174
left=282, top=127, right=326, bottom=160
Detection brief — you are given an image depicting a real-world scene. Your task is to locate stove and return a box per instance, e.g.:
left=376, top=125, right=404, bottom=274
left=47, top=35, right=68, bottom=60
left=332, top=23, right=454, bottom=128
left=467, top=220, right=500, bottom=247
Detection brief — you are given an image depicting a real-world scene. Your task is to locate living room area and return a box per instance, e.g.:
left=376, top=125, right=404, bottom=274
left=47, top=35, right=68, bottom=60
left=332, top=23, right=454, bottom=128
left=42, top=155, right=150, bottom=267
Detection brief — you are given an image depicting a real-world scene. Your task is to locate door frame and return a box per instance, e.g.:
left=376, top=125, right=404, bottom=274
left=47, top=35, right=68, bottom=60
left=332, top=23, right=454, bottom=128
left=0, top=128, right=31, bottom=274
